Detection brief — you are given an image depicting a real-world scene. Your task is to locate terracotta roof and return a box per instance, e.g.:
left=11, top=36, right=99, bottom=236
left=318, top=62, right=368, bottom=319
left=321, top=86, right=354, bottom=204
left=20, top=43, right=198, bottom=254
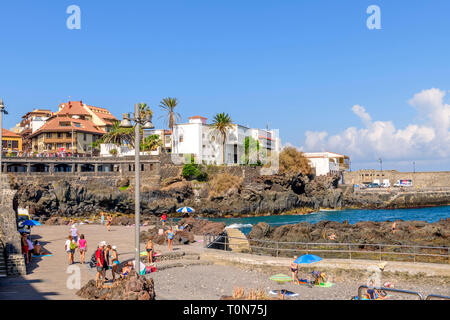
left=30, top=116, right=105, bottom=138
left=189, top=116, right=207, bottom=120
left=2, top=128, right=21, bottom=138
left=86, top=105, right=117, bottom=122
left=58, top=101, right=91, bottom=116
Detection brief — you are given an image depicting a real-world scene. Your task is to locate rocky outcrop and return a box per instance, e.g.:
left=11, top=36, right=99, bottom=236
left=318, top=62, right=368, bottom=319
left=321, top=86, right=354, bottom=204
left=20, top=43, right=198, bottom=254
left=11, top=173, right=450, bottom=218
left=179, top=217, right=226, bottom=235
left=76, top=271, right=155, bottom=300
left=248, top=218, right=450, bottom=248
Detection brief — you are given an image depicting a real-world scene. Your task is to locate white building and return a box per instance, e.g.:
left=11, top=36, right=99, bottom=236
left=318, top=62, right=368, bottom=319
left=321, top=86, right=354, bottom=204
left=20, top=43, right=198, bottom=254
left=171, top=116, right=281, bottom=165
left=304, top=152, right=350, bottom=176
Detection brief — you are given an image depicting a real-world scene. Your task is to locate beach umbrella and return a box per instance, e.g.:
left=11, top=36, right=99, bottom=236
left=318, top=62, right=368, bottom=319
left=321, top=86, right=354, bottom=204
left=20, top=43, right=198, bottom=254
left=269, top=273, right=292, bottom=284
left=23, top=220, right=41, bottom=241
left=294, top=254, right=322, bottom=264
left=176, top=207, right=195, bottom=213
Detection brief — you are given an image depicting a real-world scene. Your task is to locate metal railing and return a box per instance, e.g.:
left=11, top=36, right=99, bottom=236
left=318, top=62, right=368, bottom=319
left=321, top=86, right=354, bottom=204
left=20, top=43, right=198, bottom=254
left=203, top=234, right=449, bottom=264
left=425, top=294, right=450, bottom=300
left=357, top=285, right=424, bottom=300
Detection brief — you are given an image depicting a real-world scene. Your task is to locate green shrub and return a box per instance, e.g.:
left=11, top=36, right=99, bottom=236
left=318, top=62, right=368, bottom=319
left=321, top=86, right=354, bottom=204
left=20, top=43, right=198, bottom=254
left=182, top=164, right=208, bottom=181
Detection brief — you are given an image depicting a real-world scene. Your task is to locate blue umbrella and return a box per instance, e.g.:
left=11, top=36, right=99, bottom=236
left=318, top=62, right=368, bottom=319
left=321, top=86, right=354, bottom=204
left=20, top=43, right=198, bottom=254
left=294, top=254, right=322, bottom=264
left=23, top=220, right=42, bottom=227
left=176, top=207, right=195, bottom=213
left=23, top=220, right=41, bottom=241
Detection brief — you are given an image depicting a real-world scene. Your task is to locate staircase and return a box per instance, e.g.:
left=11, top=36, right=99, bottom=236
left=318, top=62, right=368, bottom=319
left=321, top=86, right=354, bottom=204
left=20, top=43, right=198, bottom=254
left=0, top=242, right=7, bottom=277
left=225, top=228, right=251, bottom=253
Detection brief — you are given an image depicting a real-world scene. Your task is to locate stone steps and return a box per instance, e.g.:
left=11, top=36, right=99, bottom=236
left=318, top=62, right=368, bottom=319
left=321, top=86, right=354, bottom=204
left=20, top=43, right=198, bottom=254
left=225, top=228, right=251, bottom=253
left=0, top=244, right=7, bottom=277
left=153, top=259, right=212, bottom=271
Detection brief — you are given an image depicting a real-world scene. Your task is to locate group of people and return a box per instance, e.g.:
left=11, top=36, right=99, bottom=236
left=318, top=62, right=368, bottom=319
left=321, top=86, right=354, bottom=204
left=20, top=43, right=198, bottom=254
left=290, top=257, right=326, bottom=286
left=64, top=224, right=87, bottom=265
left=94, top=241, right=121, bottom=288
left=20, top=233, right=46, bottom=264
left=100, top=212, right=113, bottom=232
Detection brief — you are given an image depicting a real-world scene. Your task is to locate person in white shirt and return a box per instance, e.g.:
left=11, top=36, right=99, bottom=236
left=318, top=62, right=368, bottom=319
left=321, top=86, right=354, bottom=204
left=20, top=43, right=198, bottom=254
left=26, top=238, right=34, bottom=263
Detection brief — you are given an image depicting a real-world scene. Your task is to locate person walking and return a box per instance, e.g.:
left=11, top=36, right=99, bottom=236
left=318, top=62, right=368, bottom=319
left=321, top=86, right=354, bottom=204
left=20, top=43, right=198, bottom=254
left=65, top=235, right=77, bottom=265
left=95, top=243, right=105, bottom=288
left=21, top=234, right=29, bottom=264
left=106, top=215, right=112, bottom=232
left=145, top=239, right=154, bottom=264
left=160, top=213, right=167, bottom=226
left=165, top=227, right=176, bottom=252
left=78, top=234, right=87, bottom=264
left=100, top=212, right=105, bottom=225
left=70, top=224, right=79, bottom=243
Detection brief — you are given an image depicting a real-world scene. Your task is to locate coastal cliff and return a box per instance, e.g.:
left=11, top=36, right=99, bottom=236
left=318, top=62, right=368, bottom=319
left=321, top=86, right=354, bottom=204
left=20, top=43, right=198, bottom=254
left=10, top=173, right=450, bottom=218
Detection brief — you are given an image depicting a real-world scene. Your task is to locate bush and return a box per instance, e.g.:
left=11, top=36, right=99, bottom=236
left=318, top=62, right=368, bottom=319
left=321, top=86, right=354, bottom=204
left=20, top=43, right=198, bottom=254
left=109, top=149, right=118, bottom=156
left=182, top=164, right=208, bottom=181
left=209, top=173, right=242, bottom=198
left=279, top=147, right=312, bottom=175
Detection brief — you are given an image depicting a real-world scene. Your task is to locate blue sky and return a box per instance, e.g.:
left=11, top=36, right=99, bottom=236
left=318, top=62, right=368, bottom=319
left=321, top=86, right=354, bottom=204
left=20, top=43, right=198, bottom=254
left=1, top=1, right=449, bottom=171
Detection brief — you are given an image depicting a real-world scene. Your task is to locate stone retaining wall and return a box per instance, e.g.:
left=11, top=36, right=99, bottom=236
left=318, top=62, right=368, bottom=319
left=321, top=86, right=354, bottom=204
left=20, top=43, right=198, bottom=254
left=0, top=175, right=26, bottom=276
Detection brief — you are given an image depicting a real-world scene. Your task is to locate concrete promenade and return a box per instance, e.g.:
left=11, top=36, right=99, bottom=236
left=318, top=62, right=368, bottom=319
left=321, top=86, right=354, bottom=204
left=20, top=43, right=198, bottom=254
left=0, top=225, right=449, bottom=300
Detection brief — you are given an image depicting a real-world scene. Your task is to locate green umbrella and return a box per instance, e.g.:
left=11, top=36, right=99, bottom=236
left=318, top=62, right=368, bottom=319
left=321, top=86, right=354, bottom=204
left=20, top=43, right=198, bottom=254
left=269, top=273, right=292, bottom=284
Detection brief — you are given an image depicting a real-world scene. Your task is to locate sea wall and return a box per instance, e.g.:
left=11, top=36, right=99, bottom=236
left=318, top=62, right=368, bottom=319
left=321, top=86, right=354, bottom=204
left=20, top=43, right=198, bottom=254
left=344, top=170, right=450, bottom=188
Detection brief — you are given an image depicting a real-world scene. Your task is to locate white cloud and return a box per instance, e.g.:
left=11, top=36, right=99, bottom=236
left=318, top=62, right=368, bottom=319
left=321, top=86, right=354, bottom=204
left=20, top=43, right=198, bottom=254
left=303, top=88, right=450, bottom=164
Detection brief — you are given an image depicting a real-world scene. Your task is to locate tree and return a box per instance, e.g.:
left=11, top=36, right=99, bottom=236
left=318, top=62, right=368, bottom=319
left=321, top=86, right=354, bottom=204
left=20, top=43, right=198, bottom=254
left=139, top=103, right=153, bottom=118
left=97, top=121, right=135, bottom=147
left=159, top=97, right=181, bottom=130
left=279, top=147, right=312, bottom=176
left=211, top=113, right=234, bottom=165
left=141, top=134, right=161, bottom=152
left=241, top=136, right=260, bottom=165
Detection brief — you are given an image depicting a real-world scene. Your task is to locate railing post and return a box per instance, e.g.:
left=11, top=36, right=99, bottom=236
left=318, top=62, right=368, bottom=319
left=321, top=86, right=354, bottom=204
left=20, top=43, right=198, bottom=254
left=349, top=244, right=352, bottom=260
left=276, top=242, right=279, bottom=258
left=379, top=245, right=382, bottom=261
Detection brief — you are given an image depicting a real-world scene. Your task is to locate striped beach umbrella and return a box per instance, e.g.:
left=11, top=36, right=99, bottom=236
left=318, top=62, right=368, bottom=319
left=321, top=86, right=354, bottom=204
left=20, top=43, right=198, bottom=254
left=269, top=273, right=292, bottom=284
left=176, top=207, right=195, bottom=213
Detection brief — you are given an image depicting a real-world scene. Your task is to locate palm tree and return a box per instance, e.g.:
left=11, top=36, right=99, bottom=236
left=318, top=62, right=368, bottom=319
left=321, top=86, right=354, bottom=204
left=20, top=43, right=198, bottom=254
left=98, top=121, right=135, bottom=147
left=141, top=135, right=161, bottom=152
left=211, top=113, right=234, bottom=164
left=159, top=97, right=181, bottom=130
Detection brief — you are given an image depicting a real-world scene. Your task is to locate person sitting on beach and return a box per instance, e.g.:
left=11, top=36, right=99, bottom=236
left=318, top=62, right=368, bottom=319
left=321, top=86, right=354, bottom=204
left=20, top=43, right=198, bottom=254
left=145, top=239, right=154, bottom=264
left=311, top=271, right=326, bottom=286
left=290, top=257, right=299, bottom=284
left=120, top=261, right=134, bottom=278
left=32, top=240, right=48, bottom=256
left=392, top=222, right=397, bottom=234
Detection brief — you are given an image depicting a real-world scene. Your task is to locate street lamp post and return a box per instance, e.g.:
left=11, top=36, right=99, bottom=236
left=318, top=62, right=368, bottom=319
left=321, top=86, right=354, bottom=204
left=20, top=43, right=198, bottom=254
left=413, top=161, right=415, bottom=174
left=0, top=99, right=8, bottom=174
left=120, top=103, right=154, bottom=270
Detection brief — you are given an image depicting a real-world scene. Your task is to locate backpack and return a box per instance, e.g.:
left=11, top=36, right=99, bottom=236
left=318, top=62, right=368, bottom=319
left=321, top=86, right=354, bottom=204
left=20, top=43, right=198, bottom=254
left=69, top=241, right=77, bottom=250
left=89, top=252, right=97, bottom=268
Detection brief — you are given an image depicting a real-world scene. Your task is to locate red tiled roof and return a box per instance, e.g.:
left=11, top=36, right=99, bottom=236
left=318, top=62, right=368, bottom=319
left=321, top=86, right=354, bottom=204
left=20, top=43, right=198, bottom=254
left=30, top=116, right=105, bottom=138
left=58, top=101, right=91, bottom=116
left=2, top=128, right=21, bottom=138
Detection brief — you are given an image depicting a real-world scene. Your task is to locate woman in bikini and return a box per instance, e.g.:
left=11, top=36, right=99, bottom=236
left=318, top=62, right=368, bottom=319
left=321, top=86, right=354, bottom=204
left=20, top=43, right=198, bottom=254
left=165, top=227, right=176, bottom=251
left=145, top=239, right=154, bottom=264
left=290, top=257, right=299, bottom=284
left=111, top=246, right=120, bottom=282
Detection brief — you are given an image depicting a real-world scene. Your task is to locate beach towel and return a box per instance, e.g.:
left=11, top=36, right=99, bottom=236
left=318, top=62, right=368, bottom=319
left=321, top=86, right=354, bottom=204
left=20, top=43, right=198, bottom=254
left=269, top=290, right=299, bottom=297
left=32, top=254, right=53, bottom=257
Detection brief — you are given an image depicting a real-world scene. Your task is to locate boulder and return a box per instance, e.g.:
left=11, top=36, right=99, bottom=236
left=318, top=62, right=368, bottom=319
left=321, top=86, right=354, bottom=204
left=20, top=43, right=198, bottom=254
left=76, top=271, right=155, bottom=300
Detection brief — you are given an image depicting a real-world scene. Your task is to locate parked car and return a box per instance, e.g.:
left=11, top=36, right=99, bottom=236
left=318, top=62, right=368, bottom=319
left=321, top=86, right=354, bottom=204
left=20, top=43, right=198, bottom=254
left=367, top=183, right=380, bottom=188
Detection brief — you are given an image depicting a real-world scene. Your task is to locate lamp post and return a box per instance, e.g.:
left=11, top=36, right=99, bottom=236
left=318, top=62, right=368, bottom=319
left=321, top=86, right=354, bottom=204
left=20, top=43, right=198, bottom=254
left=0, top=99, right=8, bottom=174
left=413, top=161, right=415, bottom=174
left=378, top=158, right=383, bottom=172
left=120, top=103, right=154, bottom=269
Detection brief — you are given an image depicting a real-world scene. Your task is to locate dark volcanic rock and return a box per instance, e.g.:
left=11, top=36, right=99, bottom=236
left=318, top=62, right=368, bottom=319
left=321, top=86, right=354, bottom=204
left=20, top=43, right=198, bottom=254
left=76, top=271, right=155, bottom=300
left=179, top=217, right=226, bottom=235
left=248, top=219, right=450, bottom=256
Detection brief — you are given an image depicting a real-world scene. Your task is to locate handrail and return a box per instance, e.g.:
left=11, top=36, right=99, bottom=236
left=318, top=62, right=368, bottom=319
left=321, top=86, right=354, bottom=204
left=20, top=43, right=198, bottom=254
left=357, top=285, right=424, bottom=300
left=425, top=294, right=450, bottom=300
left=203, top=234, right=449, bottom=263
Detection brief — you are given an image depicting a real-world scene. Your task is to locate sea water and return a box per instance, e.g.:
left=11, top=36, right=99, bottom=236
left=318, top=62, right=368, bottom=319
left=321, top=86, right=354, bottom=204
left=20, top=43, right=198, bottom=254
left=206, top=205, right=450, bottom=235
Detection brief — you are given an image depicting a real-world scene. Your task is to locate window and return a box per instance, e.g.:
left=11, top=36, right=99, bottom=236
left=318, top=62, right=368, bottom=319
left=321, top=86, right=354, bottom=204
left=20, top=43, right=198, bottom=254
left=83, top=133, right=87, bottom=141
left=66, top=133, right=72, bottom=138
left=57, top=133, right=63, bottom=138
left=179, top=135, right=183, bottom=143
left=12, top=141, right=19, bottom=149
left=66, top=144, right=71, bottom=149
left=83, top=145, right=87, bottom=152
left=46, top=133, right=52, bottom=138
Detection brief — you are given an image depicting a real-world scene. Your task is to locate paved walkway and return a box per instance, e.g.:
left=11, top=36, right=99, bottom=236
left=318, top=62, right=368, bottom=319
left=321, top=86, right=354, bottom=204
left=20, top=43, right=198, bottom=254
left=0, top=224, right=171, bottom=300
left=1, top=224, right=448, bottom=300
